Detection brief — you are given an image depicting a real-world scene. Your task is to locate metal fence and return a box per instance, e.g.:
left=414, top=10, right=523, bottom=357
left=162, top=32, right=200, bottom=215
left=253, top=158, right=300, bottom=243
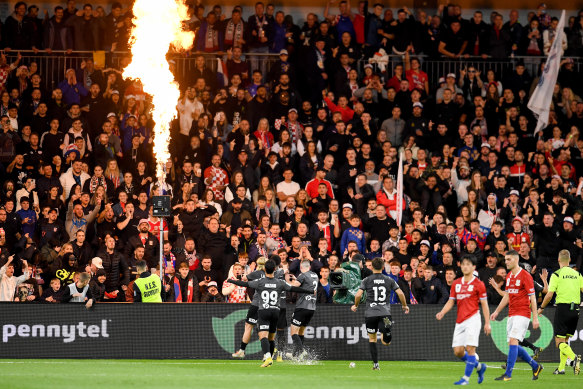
left=4, top=51, right=280, bottom=91
left=358, top=54, right=583, bottom=86
left=4, top=50, right=583, bottom=92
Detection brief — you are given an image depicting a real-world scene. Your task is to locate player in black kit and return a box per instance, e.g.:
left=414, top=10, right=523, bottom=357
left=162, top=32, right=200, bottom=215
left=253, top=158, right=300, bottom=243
left=288, top=260, right=319, bottom=359
left=351, top=257, right=410, bottom=370
left=227, top=259, right=314, bottom=367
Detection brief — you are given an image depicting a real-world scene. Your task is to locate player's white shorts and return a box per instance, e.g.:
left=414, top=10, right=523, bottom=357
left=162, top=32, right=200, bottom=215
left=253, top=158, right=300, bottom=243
left=452, top=313, right=481, bottom=348
left=506, top=315, right=530, bottom=343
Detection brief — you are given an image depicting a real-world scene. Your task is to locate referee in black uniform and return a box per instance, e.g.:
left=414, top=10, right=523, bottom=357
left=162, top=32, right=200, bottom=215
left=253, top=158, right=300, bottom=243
left=538, top=250, right=583, bottom=375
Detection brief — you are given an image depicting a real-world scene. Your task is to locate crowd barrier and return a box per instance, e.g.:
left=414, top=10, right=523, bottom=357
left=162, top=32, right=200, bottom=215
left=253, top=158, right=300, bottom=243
left=1, top=303, right=581, bottom=361
left=6, top=51, right=582, bottom=93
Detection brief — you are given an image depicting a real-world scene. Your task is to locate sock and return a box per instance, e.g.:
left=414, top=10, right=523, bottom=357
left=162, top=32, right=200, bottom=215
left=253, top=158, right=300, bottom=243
left=517, top=345, right=538, bottom=369
left=369, top=342, right=378, bottom=364
left=240, top=341, right=248, bottom=351
left=382, top=333, right=392, bottom=344
left=460, top=351, right=468, bottom=363
left=505, top=345, right=518, bottom=377
left=559, top=349, right=568, bottom=371
left=299, top=335, right=305, bottom=342
left=520, top=339, right=536, bottom=352
left=276, top=329, right=285, bottom=351
left=292, top=334, right=303, bottom=355
left=559, top=343, right=576, bottom=361
left=269, top=340, right=275, bottom=356
left=463, top=355, right=476, bottom=380
left=260, top=338, right=270, bottom=356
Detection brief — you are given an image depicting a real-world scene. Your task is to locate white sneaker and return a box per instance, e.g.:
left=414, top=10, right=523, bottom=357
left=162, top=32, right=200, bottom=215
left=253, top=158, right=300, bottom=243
left=232, top=349, right=245, bottom=358
left=298, top=350, right=309, bottom=361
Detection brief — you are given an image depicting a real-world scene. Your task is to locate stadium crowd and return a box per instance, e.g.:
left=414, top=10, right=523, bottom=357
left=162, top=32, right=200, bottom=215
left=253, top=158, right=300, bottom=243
left=0, top=0, right=582, bottom=307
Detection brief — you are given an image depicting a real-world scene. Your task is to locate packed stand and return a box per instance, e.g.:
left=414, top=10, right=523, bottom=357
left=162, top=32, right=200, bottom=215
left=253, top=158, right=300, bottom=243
left=0, top=1, right=582, bottom=305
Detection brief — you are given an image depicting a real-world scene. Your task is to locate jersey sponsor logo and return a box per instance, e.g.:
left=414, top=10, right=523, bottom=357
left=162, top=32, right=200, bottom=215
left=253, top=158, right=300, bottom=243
left=456, top=293, right=472, bottom=300
left=2, top=320, right=110, bottom=343
left=506, top=288, right=519, bottom=294
left=373, top=280, right=385, bottom=284
left=264, top=283, right=276, bottom=288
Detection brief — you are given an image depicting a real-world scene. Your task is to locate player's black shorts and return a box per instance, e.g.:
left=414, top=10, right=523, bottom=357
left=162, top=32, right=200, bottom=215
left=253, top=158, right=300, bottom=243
left=258, top=309, right=279, bottom=333
left=554, top=304, right=580, bottom=338
left=245, top=305, right=259, bottom=325
left=291, top=308, right=315, bottom=327
left=277, top=307, right=287, bottom=329
left=365, top=315, right=392, bottom=334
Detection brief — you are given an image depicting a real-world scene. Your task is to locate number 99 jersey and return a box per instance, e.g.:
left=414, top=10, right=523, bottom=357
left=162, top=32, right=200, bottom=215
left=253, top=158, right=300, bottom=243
left=247, top=277, right=293, bottom=311
left=359, top=273, right=401, bottom=318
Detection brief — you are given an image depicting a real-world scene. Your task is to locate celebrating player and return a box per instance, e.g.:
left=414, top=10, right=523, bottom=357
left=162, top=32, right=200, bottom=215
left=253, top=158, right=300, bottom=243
left=537, top=250, right=583, bottom=375
left=288, top=260, right=319, bottom=360
left=227, top=259, right=314, bottom=367
left=490, top=250, right=543, bottom=381
left=232, top=257, right=267, bottom=359
left=436, top=255, right=490, bottom=385
left=351, top=257, right=410, bottom=370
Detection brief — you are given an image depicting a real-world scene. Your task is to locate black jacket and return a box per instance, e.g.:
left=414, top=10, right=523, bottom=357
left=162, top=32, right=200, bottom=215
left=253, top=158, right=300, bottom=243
left=97, top=249, right=130, bottom=292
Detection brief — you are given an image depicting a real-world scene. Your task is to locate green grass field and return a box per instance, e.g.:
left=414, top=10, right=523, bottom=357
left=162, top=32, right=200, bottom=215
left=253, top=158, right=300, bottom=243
left=0, top=359, right=579, bottom=388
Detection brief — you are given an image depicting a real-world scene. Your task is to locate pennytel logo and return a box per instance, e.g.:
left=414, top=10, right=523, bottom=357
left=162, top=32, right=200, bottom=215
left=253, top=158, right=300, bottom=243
left=2, top=320, right=110, bottom=343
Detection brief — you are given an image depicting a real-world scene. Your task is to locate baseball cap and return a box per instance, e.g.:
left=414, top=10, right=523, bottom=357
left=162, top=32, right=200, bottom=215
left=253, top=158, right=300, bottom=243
left=279, top=49, right=288, bottom=55
left=420, top=240, right=431, bottom=247
left=207, top=281, right=218, bottom=288
left=512, top=217, right=523, bottom=225
left=481, top=142, right=491, bottom=149
left=412, top=102, right=423, bottom=109
left=92, top=257, right=104, bottom=269
left=509, top=190, right=520, bottom=196
left=364, top=64, right=373, bottom=69
left=107, top=112, right=117, bottom=118
left=438, top=77, right=446, bottom=84
left=110, top=90, right=120, bottom=95
left=446, top=73, right=456, bottom=79
left=288, top=108, right=298, bottom=114
left=138, top=219, right=149, bottom=226
left=564, top=216, right=574, bottom=224
left=342, top=203, right=353, bottom=209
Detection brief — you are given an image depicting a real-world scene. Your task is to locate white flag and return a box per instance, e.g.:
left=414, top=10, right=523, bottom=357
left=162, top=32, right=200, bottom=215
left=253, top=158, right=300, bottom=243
left=527, top=10, right=566, bottom=137
left=396, top=151, right=404, bottom=226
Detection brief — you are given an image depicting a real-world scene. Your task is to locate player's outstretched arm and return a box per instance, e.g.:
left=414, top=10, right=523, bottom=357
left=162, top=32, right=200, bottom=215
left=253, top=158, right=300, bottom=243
left=351, top=289, right=364, bottom=312
left=228, top=279, right=250, bottom=287
left=435, top=298, right=455, bottom=320
left=395, top=289, right=410, bottom=314
left=538, top=290, right=554, bottom=315
left=490, top=293, right=509, bottom=321
left=480, top=298, right=491, bottom=335
left=290, top=286, right=314, bottom=294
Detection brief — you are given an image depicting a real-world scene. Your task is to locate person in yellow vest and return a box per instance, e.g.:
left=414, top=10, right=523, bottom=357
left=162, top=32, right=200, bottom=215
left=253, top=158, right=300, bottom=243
left=133, top=260, right=163, bottom=302
left=538, top=250, right=583, bottom=375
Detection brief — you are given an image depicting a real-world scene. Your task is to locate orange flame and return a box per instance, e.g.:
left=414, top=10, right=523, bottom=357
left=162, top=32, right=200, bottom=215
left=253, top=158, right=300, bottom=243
left=123, top=0, right=194, bottom=179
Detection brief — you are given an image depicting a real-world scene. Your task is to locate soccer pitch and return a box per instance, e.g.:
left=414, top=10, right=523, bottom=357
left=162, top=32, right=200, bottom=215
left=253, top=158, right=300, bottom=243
left=0, top=359, right=578, bottom=388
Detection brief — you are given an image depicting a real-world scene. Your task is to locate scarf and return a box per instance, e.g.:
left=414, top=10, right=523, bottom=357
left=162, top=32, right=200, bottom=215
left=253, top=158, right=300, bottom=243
left=186, top=251, right=199, bottom=271
left=174, top=276, right=193, bottom=303
left=255, top=14, right=266, bottom=35
left=224, top=20, right=244, bottom=46
left=317, top=222, right=332, bottom=251
left=409, top=281, right=418, bottom=304
left=89, top=176, right=106, bottom=194
left=204, top=23, right=219, bottom=52
left=109, top=173, right=120, bottom=188
left=255, top=206, right=271, bottom=223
